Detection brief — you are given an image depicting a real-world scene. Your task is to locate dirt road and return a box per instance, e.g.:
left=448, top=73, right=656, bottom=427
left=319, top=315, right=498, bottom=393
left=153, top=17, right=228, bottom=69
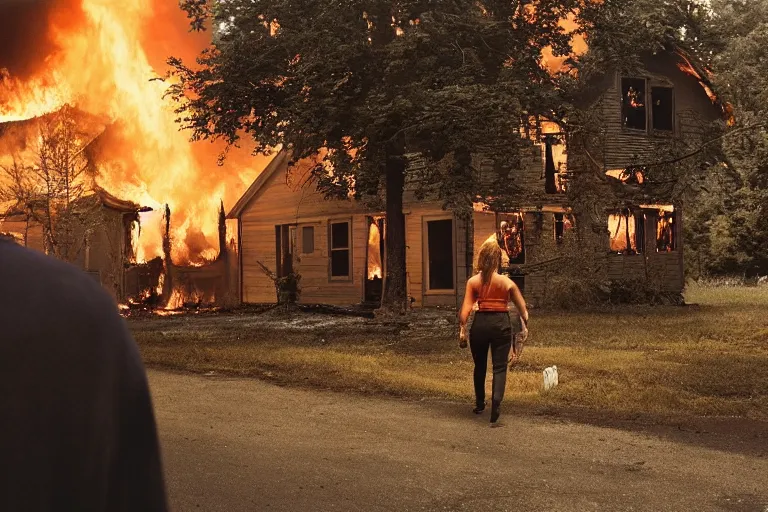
left=149, top=370, right=767, bottom=512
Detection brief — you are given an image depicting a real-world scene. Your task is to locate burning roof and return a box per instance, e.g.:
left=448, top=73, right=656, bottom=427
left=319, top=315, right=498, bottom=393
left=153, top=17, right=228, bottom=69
left=0, top=0, right=271, bottom=268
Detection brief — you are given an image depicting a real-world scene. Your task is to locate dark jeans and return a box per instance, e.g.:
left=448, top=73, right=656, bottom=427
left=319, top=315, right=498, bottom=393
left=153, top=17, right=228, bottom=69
left=469, top=312, right=512, bottom=407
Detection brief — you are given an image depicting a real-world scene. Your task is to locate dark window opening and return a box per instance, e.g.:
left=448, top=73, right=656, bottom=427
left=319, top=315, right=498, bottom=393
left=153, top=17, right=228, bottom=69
left=329, top=221, right=350, bottom=278
left=427, top=219, right=454, bottom=290
left=622, top=78, right=647, bottom=131
left=544, top=137, right=558, bottom=194
left=498, top=213, right=525, bottom=265
left=301, top=226, right=314, bottom=254
left=554, top=213, right=576, bottom=244
left=656, top=209, right=676, bottom=252
left=275, top=225, right=294, bottom=278
left=652, top=87, right=674, bottom=131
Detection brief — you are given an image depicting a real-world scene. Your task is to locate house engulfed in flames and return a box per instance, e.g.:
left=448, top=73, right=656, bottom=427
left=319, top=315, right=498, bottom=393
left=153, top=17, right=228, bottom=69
left=0, top=109, right=237, bottom=308
left=228, top=49, right=727, bottom=308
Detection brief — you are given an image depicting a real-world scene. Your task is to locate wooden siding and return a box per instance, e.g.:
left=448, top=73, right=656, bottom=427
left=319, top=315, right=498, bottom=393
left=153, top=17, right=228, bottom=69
left=599, top=55, right=720, bottom=171
left=0, top=216, right=45, bottom=251
left=405, top=204, right=460, bottom=308
left=241, top=221, right=278, bottom=304
left=239, top=161, right=462, bottom=307
left=297, top=216, right=366, bottom=305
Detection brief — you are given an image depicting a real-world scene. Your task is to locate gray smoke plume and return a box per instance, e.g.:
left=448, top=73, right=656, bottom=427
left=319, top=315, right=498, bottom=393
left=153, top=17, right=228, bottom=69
left=0, top=0, right=83, bottom=79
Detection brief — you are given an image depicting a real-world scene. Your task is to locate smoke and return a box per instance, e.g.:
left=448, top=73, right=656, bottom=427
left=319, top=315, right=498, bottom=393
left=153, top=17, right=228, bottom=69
left=0, top=0, right=84, bottom=79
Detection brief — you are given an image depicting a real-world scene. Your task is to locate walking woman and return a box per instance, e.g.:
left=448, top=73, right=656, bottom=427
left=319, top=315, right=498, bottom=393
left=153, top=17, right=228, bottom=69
left=459, top=239, right=529, bottom=426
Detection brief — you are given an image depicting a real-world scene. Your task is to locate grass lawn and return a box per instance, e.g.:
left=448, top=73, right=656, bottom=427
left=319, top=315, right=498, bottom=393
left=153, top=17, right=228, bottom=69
left=131, top=284, right=768, bottom=425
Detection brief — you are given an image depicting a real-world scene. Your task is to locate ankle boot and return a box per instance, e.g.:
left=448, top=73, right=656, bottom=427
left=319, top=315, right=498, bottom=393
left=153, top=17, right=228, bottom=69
left=490, top=400, right=501, bottom=424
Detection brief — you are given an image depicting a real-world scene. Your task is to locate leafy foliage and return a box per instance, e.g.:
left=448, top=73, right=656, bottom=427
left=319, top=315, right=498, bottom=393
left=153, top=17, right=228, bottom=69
left=169, top=0, right=585, bottom=311
left=684, top=0, right=768, bottom=278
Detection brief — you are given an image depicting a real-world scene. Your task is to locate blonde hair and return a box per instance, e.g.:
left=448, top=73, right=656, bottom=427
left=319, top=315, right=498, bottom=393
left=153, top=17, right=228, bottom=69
left=475, top=238, right=502, bottom=286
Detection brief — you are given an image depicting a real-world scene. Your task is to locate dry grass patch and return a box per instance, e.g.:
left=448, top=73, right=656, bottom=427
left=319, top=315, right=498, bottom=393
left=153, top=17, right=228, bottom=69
left=132, top=284, right=768, bottom=424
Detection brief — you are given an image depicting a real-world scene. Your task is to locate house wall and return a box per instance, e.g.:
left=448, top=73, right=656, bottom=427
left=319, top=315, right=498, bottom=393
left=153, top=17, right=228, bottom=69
left=598, top=55, right=720, bottom=170
left=602, top=208, right=685, bottom=293
left=239, top=161, right=464, bottom=307
left=85, top=209, right=126, bottom=300
left=405, top=203, right=464, bottom=308
left=0, top=216, right=45, bottom=251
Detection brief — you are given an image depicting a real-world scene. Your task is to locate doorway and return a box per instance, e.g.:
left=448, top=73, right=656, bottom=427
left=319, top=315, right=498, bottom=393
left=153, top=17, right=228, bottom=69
left=275, top=224, right=297, bottom=278
left=364, top=216, right=385, bottom=305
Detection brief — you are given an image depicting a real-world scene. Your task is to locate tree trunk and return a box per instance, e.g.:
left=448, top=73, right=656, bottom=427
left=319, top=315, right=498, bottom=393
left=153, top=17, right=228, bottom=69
left=380, top=152, right=408, bottom=315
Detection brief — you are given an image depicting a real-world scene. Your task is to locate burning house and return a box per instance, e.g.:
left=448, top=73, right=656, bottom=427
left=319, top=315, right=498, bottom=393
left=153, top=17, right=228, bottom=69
left=0, top=0, right=268, bottom=310
left=230, top=49, right=726, bottom=308
left=0, top=105, right=241, bottom=308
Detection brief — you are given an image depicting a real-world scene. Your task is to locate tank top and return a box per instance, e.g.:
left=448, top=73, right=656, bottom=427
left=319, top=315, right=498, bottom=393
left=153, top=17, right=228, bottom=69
left=476, top=276, right=509, bottom=312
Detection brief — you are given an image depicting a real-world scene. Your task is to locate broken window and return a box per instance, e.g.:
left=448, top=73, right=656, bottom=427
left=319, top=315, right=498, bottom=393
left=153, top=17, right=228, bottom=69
left=554, top=213, right=575, bottom=244
left=605, top=167, right=645, bottom=185
left=652, top=87, right=674, bottom=132
left=498, top=213, right=525, bottom=265
left=301, top=226, right=315, bottom=254
left=426, top=219, right=454, bottom=290
left=543, top=135, right=567, bottom=194
left=608, top=210, right=644, bottom=255
left=329, top=220, right=351, bottom=278
left=622, top=78, right=647, bottom=131
left=656, top=209, right=676, bottom=252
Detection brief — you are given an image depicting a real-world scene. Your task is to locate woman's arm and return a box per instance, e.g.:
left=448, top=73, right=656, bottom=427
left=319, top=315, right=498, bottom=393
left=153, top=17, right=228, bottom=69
left=458, top=278, right=476, bottom=329
left=508, top=280, right=529, bottom=326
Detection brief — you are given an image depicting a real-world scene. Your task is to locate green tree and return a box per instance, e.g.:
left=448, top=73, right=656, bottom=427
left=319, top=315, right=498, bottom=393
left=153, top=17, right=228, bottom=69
left=169, top=0, right=582, bottom=314
left=684, top=0, right=768, bottom=278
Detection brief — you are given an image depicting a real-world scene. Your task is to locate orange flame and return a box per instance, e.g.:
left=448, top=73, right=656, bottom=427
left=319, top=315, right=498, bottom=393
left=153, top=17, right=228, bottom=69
left=541, top=13, right=588, bottom=75
left=0, top=0, right=270, bottom=265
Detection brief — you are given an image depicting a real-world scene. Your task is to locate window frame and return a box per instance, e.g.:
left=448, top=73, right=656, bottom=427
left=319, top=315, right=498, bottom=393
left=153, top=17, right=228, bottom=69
left=328, top=218, right=353, bottom=281
left=423, top=215, right=456, bottom=295
left=620, top=76, right=649, bottom=133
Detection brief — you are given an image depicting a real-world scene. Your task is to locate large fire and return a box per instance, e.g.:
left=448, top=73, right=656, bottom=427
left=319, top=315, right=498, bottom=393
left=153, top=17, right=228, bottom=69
left=0, top=0, right=270, bottom=265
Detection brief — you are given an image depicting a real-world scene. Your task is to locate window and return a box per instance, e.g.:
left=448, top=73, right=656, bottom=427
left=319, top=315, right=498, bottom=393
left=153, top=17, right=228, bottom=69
left=554, top=213, right=574, bottom=244
left=622, top=78, right=647, bottom=131
left=543, top=136, right=567, bottom=194
left=652, top=87, right=674, bottom=132
left=329, top=221, right=351, bottom=278
left=656, top=209, right=676, bottom=252
left=426, top=219, right=454, bottom=291
left=301, top=226, right=315, bottom=254
left=498, top=213, right=525, bottom=265
left=544, top=137, right=558, bottom=194
left=608, top=210, right=644, bottom=255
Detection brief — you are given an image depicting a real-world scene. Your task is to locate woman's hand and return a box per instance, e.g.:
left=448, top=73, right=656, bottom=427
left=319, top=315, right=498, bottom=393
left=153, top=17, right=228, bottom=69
left=459, top=325, right=468, bottom=348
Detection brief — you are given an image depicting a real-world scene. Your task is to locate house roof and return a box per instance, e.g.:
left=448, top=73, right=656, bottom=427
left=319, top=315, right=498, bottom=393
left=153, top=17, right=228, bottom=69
left=227, top=149, right=290, bottom=219
left=93, top=186, right=153, bottom=213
